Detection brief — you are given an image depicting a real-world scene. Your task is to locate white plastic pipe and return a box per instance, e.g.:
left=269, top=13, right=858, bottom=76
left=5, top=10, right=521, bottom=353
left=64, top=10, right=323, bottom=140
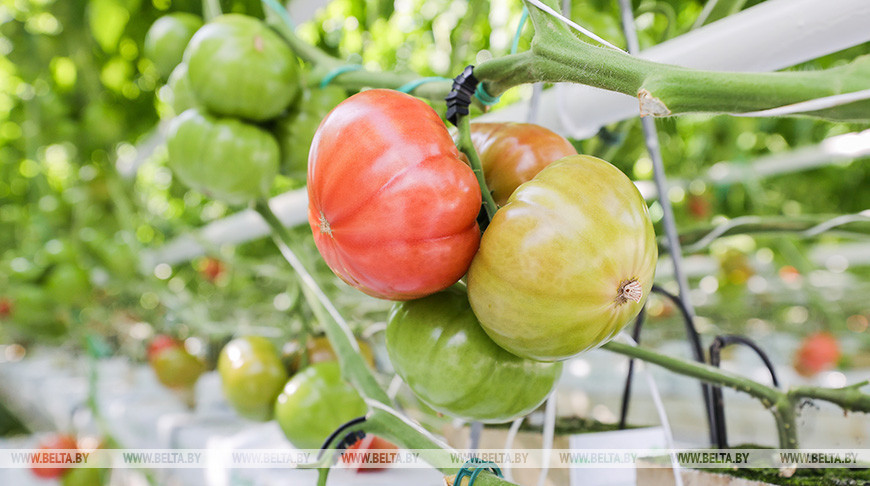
left=140, top=189, right=308, bottom=269
left=478, top=0, right=870, bottom=138
left=635, top=128, right=870, bottom=200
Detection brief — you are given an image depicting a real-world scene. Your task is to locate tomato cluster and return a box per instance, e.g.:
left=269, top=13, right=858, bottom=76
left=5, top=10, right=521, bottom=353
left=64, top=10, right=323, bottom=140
left=215, top=334, right=396, bottom=461
left=146, top=13, right=339, bottom=206
left=147, top=8, right=657, bottom=443
left=307, top=89, right=656, bottom=421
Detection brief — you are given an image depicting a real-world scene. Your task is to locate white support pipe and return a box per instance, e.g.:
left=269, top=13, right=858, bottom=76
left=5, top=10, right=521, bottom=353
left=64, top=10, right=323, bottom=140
left=635, top=128, right=870, bottom=200
left=140, top=189, right=308, bottom=270
left=478, top=0, right=870, bottom=138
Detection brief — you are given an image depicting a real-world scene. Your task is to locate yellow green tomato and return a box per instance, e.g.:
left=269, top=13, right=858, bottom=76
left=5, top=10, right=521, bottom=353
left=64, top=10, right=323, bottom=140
left=184, top=14, right=300, bottom=121
left=218, top=336, right=289, bottom=422
left=167, top=108, right=279, bottom=205
left=467, top=155, right=657, bottom=361
left=274, top=361, right=367, bottom=449
left=387, top=286, right=562, bottom=422
left=148, top=336, right=205, bottom=389
left=144, top=13, right=203, bottom=79
left=274, top=86, right=347, bottom=178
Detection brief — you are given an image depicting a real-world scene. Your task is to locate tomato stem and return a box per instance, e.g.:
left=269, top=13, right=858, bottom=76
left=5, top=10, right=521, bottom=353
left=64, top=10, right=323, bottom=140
left=256, top=199, right=521, bottom=485
left=456, top=115, right=499, bottom=222
left=468, top=0, right=870, bottom=119
left=604, top=340, right=870, bottom=448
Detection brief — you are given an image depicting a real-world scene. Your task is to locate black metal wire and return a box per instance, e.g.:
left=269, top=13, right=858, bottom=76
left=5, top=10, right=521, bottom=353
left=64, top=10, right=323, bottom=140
left=709, top=334, right=781, bottom=449
left=618, top=307, right=646, bottom=429
left=651, top=285, right=718, bottom=446
left=316, top=416, right=367, bottom=461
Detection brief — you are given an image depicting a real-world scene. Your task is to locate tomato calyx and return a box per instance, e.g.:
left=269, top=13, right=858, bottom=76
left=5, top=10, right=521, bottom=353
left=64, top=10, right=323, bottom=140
left=317, top=211, right=333, bottom=237
left=615, top=278, right=643, bottom=305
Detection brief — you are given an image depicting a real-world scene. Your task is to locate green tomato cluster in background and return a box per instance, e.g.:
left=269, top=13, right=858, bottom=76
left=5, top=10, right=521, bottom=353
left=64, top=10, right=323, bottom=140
left=216, top=335, right=368, bottom=449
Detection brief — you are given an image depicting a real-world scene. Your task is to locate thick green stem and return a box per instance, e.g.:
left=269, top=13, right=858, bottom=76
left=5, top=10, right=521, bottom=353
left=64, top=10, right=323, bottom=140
left=788, top=380, right=870, bottom=413
left=472, top=0, right=870, bottom=119
left=263, top=4, right=453, bottom=99
left=202, top=0, right=221, bottom=21
left=603, top=341, right=797, bottom=447
left=456, top=115, right=499, bottom=221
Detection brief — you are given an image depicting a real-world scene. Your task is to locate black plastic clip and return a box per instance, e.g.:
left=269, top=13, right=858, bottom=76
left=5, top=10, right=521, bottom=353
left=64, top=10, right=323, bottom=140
left=445, top=65, right=480, bottom=126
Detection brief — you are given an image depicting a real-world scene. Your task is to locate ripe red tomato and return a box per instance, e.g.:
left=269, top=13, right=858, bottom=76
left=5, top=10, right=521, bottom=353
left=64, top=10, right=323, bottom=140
left=342, top=435, right=398, bottom=472
left=793, top=332, right=840, bottom=377
left=307, top=89, right=482, bottom=301
left=31, top=434, right=78, bottom=479
left=469, top=122, right=577, bottom=205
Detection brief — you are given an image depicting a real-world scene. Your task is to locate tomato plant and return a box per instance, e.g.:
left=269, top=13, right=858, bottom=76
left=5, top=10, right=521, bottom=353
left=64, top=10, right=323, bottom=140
left=184, top=14, right=300, bottom=121
left=148, top=335, right=204, bottom=389
left=167, top=108, right=279, bottom=206
left=387, top=286, right=562, bottom=422
left=144, top=13, right=203, bottom=79
left=467, top=155, right=657, bottom=361
left=793, top=332, right=841, bottom=377
left=307, top=89, right=482, bottom=301
left=274, top=361, right=367, bottom=449
left=468, top=122, right=577, bottom=205
left=217, top=336, right=289, bottom=421
left=31, top=434, right=78, bottom=479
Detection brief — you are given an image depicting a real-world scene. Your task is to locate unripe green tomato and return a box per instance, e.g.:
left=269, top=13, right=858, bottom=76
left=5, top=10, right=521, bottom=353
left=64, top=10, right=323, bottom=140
left=150, top=345, right=205, bottom=389
left=184, top=14, right=300, bottom=121
left=167, top=108, right=279, bottom=205
left=161, top=63, right=198, bottom=117
left=274, top=86, right=346, bottom=178
left=218, top=336, right=289, bottom=421
left=61, top=465, right=105, bottom=486
left=144, top=13, right=203, bottom=79
left=45, top=263, right=91, bottom=306
left=274, top=361, right=367, bottom=449
left=387, top=286, right=562, bottom=423
left=468, top=155, right=657, bottom=361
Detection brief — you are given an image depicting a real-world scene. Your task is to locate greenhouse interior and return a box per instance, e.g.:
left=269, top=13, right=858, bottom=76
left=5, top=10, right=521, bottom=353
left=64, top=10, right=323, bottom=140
left=0, top=0, right=869, bottom=485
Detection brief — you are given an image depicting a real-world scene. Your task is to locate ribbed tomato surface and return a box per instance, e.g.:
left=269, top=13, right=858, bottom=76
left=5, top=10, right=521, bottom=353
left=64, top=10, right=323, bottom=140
left=307, top=89, right=482, bottom=300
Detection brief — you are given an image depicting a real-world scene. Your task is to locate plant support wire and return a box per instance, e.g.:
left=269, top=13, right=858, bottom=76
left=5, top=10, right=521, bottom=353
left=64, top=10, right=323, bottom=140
left=617, top=0, right=715, bottom=445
